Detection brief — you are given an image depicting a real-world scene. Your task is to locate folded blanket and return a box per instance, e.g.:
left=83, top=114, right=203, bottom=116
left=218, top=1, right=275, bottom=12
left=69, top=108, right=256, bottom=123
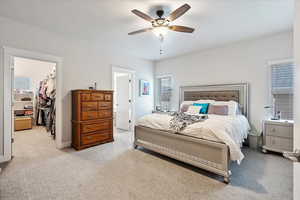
left=169, top=112, right=208, bottom=132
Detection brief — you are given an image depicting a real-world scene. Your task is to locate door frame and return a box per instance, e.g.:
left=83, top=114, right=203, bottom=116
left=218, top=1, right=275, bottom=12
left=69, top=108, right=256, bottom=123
left=0, top=46, right=64, bottom=163
left=111, top=65, right=136, bottom=131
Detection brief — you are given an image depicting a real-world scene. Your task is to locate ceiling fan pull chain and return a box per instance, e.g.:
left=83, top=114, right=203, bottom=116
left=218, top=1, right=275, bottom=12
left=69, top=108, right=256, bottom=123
left=159, top=34, right=164, bottom=55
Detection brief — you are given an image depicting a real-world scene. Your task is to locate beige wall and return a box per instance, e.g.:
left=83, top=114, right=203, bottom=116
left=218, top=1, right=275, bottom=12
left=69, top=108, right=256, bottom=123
left=0, top=16, right=154, bottom=156
left=155, top=32, right=293, bottom=133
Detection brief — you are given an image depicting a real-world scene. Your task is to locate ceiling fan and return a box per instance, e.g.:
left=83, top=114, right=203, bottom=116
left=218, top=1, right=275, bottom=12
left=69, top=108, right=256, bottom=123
left=128, top=4, right=195, bottom=36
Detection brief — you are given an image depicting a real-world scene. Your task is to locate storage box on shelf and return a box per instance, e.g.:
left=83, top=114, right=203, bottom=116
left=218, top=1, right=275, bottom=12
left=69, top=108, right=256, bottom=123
left=14, top=117, right=32, bottom=131
left=13, top=90, right=34, bottom=131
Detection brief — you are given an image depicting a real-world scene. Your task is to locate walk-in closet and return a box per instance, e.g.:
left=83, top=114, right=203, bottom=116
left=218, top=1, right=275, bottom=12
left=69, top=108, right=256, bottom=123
left=13, top=57, right=57, bottom=155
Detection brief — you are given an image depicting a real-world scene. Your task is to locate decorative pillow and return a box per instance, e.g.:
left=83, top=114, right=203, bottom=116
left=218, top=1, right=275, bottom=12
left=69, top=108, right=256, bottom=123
left=212, top=101, right=238, bottom=116
left=185, top=105, right=202, bottom=115
left=208, top=105, right=229, bottom=115
left=180, top=104, right=190, bottom=113
left=193, top=103, right=210, bottom=114
left=195, top=99, right=215, bottom=103
left=180, top=101, right=194, bottom=112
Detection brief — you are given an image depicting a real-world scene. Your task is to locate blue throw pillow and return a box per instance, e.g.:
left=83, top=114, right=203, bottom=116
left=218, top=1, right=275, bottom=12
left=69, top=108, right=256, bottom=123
left=193, top=103, right=210, bottom=114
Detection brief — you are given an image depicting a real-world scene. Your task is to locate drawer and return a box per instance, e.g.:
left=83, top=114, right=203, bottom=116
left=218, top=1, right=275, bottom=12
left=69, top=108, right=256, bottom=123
left=81, top=93, right=91, bottom=101
left=81, top=111, right=98, bottom=120
left=81, top=121, right=111, bottom=134
left=81, top=131, right=112, bottom=145
left=98, top=109, right=112, bottom=118
left=81, top=102, right=98, bottom=111
left=265, top=124, right=293, bottom=138
left=104, top=94, right=112, bottom=101
left=91, top=93, right=104, bottom=101
left=98, top=101, right=112, bottom=109
left=266, top=136, right=293, bottom=152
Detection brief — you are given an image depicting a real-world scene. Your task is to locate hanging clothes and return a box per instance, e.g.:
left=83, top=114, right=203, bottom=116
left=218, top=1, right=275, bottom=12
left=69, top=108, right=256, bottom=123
left=35, top=74, right=56, bottom=138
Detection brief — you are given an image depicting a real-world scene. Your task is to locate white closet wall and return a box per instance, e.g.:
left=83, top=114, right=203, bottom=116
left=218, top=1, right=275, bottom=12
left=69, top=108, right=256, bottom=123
left=14, top=57, right=56, bottom=91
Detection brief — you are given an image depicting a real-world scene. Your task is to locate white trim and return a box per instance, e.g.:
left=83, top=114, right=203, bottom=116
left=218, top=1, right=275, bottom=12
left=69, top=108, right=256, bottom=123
left=267, top=58, right=294, bottom=66
left=111, top=65, right=136, bottom=131
left=0, top=48, right=12, bottom=162
left=1, top=47, right=64, bottom=163
left=57, top=141, right=71, bottom=149
left=156, top=74, right=173, bottom=79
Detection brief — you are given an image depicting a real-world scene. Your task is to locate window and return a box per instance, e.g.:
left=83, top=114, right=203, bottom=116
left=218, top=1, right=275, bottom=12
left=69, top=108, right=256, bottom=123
left=270, top=61, right=294, bottom=120
left=156, top=75, right=172, bottom=111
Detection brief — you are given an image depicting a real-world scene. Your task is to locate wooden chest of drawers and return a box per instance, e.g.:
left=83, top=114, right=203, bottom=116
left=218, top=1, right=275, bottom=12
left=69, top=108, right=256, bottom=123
left=262, top=120, right=293, bottom=154
left=72, top=90, right=114, bottom=150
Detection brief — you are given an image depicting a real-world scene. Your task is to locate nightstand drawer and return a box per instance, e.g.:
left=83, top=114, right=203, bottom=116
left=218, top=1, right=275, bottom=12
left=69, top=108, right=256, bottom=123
left=265, top=124, right=293, bottom=138
left=266, top=136, right=293, bottom=152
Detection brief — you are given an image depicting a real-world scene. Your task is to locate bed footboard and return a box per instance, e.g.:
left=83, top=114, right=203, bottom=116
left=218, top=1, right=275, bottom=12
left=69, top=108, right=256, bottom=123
left=134, top=125, right=231, bottom=183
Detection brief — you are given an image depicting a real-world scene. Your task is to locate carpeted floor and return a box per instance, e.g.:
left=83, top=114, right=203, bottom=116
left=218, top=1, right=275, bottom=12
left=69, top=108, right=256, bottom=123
left=0, top=127, right=293, bottom=200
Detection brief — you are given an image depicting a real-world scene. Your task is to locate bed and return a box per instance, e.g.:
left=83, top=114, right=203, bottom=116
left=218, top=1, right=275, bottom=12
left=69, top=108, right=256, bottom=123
left=134, top=83, right=249, bottom=183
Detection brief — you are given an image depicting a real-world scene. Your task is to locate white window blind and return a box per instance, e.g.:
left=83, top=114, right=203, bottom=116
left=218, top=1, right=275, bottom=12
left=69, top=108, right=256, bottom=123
left=271, top=62, right=294, bottom=120
left=157, top=76, right=172, bottom=110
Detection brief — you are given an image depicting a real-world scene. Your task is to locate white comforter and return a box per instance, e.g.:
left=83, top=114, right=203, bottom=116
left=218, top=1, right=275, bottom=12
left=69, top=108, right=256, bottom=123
left=136, top=113, right=250, bottom=163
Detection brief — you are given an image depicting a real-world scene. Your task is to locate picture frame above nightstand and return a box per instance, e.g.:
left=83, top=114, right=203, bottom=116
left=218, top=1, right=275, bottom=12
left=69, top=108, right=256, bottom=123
left=262, top=119, right=294, bottom=154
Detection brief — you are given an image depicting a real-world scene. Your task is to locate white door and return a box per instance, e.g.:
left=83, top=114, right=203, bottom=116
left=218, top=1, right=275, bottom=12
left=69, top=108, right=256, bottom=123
left=116, top=74, right=130, bottom=130
left=0, top=54, right=13, bottom=163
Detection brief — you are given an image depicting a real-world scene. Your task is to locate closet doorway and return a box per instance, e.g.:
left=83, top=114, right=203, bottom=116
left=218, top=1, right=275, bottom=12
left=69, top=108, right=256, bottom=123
left=12, top=57, right=57, bottom=158
left=2, top=47, right=63, bottom=163
left=112, top=66, right=136, bottom=132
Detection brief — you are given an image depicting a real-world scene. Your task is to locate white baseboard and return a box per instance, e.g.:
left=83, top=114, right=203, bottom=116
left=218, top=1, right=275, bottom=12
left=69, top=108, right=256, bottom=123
left=0, top=155, right=11, bottom=163
left=57, top=141, right=71, bottom=149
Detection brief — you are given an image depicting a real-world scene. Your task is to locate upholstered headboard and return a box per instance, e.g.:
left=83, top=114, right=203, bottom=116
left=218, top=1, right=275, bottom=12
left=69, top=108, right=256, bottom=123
left=179, top=83, right=249, bottom=118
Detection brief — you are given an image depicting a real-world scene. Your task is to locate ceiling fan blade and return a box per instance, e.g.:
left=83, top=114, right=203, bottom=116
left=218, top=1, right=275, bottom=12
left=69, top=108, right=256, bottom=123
left=128, top=28, right=153, bottom=35
left=131, top=9, right=153, bottom=22
left=167, top=4, right=191, bottom=22
left=169, top=25, right=195, bottom=33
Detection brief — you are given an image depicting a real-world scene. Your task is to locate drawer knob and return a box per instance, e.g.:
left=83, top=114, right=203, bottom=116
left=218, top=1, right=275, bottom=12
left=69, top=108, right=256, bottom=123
left=87, top=136, right=92, bottom=139
left=271, top=128, right=276, bottom=132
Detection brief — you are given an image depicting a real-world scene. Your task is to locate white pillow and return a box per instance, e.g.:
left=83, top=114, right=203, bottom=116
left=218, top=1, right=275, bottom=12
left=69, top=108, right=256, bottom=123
left=180, top=101, right=194, bottom=112
left=180, top=99, right=214, bottom=107
left=212, top=101, right=238, bottom=116
left=195, top=99, right=215, bottom=103
left=185, top=105, right=202, bottom=115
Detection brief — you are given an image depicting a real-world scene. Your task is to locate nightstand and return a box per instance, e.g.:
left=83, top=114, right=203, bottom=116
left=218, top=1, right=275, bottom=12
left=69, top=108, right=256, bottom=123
left=262, top=119, right=294, bottom=154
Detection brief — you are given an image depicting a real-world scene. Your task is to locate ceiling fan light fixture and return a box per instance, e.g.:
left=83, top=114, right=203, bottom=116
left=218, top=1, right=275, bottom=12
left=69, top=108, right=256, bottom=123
left=152, top=26, right=168, bottom=37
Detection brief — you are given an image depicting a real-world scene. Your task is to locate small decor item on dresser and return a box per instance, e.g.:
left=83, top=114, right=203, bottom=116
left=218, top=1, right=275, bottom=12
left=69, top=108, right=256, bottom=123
left=139, top=80, right=150, bottom=96
left=71, top=90, right=114, bottom=150
left=88, top=82, right=98, bottom=90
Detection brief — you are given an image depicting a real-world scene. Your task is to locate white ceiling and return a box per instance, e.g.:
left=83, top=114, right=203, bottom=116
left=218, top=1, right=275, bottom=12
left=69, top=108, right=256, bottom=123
left=0, top=0, right=294, bottom=60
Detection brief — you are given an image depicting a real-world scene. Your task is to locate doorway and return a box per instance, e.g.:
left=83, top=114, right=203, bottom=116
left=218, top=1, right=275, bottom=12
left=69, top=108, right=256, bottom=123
left=1, top=47, right=63, bottom=163
left=112, top=66, right=135, bottom=132
left=12, top=57, right=57, bottom=158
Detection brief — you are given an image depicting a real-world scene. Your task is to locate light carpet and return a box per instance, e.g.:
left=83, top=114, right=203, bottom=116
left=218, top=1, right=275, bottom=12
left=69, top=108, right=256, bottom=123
left=0, top=127, right=293, bottom=200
